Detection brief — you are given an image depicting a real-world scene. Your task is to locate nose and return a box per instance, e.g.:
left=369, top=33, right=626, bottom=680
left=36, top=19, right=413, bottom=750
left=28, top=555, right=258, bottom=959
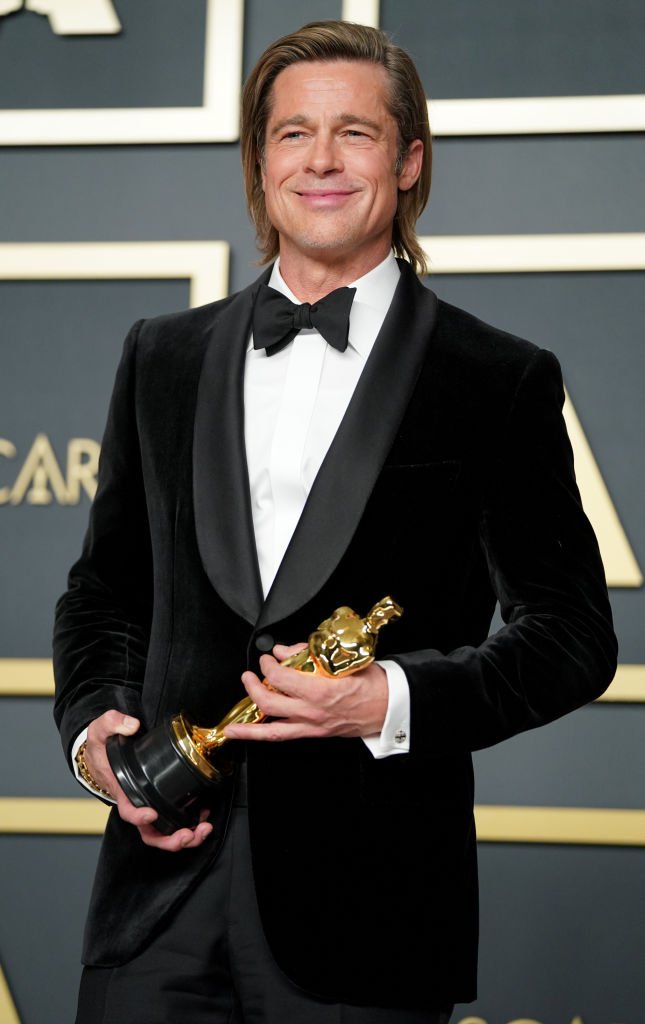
left=305, top=132, right=343, bottom=175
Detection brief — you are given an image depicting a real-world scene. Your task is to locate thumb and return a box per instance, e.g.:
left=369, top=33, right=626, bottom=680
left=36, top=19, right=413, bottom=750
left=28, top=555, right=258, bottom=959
left=113, top=714, right=140, bottom=735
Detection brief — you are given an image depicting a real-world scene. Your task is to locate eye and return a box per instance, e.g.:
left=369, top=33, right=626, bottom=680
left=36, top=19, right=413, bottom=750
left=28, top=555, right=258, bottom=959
left=343, top=128, right=374, bottom=142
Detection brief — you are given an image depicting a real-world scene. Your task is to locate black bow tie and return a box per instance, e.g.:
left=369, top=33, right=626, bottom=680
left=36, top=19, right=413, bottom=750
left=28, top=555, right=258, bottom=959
left=252, top=283, right=356, bottom=356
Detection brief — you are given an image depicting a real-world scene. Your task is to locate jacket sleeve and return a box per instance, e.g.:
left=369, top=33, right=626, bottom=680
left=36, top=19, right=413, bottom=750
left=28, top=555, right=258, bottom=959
left=53, top=321, right=152, bottom=763
left=394, top=347, right=618, bottom=755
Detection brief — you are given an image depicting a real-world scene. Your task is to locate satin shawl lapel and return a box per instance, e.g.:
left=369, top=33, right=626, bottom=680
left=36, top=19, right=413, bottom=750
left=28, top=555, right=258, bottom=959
left=257, top=263, right=438, bottom=629
left=193, top=271, right=271, bottom=625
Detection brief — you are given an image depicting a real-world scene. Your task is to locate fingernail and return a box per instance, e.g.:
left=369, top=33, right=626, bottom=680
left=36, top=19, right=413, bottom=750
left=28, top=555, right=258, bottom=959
left=142, top=812, right=156, bottom=825
left=123, top=716, right=138, bottom=730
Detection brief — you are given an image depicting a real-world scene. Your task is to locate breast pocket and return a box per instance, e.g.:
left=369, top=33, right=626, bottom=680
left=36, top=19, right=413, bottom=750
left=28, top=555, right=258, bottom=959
left=353, top=459, right=466, bottom=596
left=379, top=458, right=461, bottom=487
left=371, top=460, right=462, bottom=526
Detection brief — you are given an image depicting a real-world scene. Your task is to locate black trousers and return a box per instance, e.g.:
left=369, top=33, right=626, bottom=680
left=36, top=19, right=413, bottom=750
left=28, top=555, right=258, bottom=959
left=77, top=772, right=454, bottom=1024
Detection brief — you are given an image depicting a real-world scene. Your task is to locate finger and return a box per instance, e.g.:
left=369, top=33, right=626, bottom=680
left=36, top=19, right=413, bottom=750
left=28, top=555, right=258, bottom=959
left=115, top=785, right=214, bottom=849
left=260, top=661, right=325, bottom=701
left=116, top=791, right=212, bottom=848
left=257, top=655, right=295, bottom=689
left=273, top=642, right=308, bottom=661
left=224, top=720, right=326, bottom=743
left=115, top=790, right=158, bottom=828
left=243, top=666, right=333, bottom=722
left=242, top=667, right=321, bottom=716
left=240, top=671, right=299, bottom=718
left=258, top=652, right=279, bottom=678
left=137, top=820, right=214, bottom=851
left=182, top=821, right=213, bottom=847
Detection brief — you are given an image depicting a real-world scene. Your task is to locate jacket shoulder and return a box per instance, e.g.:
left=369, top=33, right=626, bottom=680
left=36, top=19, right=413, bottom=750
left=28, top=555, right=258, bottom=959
left=134, top=291, right=239, bottom=356
left=118, top=278, right=261, bottom=386
left=394, top=288, right=566, bottom=438
left=434, top=297, right=541, bottom=369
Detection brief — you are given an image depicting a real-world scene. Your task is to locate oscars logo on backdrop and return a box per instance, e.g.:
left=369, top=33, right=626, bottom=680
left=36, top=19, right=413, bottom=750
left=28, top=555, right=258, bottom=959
left=0, top=0, right=120, bottom=34
left=0, top=434, right=99, bottom=504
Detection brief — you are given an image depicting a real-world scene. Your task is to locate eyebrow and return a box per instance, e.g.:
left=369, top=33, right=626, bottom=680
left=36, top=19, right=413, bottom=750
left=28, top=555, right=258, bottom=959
left=268, top=113, right=383, bottom=136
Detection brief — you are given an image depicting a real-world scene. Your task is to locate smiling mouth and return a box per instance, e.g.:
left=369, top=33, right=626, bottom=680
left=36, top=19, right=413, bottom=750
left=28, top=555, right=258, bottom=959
left=295, top=190, right=358, bottom=201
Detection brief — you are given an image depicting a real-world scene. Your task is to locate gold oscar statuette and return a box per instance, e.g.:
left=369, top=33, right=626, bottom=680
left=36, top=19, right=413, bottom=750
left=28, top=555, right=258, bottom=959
left=107, top=597, right=403, bottom=833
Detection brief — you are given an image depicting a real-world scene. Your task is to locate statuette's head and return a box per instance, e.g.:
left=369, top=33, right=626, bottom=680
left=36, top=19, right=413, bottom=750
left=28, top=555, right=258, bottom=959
left=308, top=596, right=403, bottom=677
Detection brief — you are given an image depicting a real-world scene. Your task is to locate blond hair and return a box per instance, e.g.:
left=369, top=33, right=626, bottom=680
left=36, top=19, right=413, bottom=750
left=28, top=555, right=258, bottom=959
left=241, top=21, right=431, bottom=274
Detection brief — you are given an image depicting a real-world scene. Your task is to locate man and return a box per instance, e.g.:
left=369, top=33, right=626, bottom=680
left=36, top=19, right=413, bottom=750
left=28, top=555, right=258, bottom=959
left=53, top=19, right=617, bottom=1024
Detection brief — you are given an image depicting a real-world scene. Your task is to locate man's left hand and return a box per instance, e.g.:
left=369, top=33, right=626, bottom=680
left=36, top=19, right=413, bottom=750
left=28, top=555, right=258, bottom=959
left=223, top=643, right=388, bottom=742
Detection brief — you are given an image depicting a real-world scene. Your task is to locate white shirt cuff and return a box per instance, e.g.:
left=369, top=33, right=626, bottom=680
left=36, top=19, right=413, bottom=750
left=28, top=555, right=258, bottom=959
left=361, top=659, right=411, bottom=759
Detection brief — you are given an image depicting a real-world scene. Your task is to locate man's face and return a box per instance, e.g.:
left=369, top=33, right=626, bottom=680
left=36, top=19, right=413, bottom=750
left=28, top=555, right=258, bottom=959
left=260, top=60, right=422, bottom=273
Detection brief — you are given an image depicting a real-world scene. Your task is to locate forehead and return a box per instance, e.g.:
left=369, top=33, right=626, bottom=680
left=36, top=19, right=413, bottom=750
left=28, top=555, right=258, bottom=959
left=266, top=60, right=393, bottom=123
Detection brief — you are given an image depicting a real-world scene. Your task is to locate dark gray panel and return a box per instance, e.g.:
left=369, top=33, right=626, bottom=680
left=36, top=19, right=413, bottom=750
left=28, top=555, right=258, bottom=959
left=0, top=280, right=189, bottom=656
left=423, top=136, right=645, bottom=236
left=0, top=835, right=100, bottom=1024
left=243, top=0, right=343, bottom=80
left=474, top=704, right=645, bottom=809
left=0, top=698, right=87, bottom=797
left=382, top=0, right=645, bottom=98
left=455, top=844, right=645, bottom=1021
left=0, top=0, right=206, bottom=109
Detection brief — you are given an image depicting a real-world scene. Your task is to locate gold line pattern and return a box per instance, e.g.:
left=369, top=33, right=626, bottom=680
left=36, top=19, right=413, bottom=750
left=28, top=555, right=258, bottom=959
left=428, top=94, right=645, bottom=136
left=0, top=660, right=53, bottom=696
left=597, top=665, right=645, bottom=702
left=0, top=968, right=20, bottom=1024
left=421, top=233, right=645, bottom=273
left=0, top=798, right=109, bottom=835
left=341, top=0, right=380, bottom=28
left=0, top=241, right=229, bottom=309
left=475, top=806, right=645, bottom=847
left=1, top=662, right=641, bottom=701
left=1, top=799, right=644, bottom=846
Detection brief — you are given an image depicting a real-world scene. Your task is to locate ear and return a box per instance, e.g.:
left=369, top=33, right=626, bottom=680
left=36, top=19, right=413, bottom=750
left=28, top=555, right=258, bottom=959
left=397, top=139, right=424, bottom=192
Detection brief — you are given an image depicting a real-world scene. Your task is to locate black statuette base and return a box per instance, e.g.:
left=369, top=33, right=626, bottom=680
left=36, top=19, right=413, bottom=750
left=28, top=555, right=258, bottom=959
left=106, top=717, right=225, bottom=836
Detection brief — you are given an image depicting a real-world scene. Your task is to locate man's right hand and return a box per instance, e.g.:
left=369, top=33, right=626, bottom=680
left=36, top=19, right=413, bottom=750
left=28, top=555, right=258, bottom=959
left=85, top=710, right=213, bottom=852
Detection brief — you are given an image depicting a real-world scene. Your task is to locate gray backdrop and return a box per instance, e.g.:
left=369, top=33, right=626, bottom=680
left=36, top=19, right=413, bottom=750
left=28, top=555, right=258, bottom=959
left=0, top=2, right=643, bottom=1023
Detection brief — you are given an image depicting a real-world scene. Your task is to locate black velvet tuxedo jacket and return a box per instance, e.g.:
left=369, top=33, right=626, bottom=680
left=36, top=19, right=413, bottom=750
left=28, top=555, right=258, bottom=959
left=54, top=260, right=616, bottom=1009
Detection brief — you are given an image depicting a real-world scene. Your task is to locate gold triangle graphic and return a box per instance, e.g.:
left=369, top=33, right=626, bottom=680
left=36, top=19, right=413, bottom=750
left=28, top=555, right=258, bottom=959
left=564, top=392, right=642, bottom=587
left=0, top=967, right=20, bottom=1024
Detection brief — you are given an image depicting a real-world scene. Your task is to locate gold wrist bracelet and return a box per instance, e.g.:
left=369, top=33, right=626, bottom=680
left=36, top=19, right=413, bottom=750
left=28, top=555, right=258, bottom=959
left=75, top=740, right=112, bottom=800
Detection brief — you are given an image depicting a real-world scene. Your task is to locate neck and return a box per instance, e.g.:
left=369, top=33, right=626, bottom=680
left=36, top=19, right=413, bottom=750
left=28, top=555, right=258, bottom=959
left=277, top=244, right=392, bottom=303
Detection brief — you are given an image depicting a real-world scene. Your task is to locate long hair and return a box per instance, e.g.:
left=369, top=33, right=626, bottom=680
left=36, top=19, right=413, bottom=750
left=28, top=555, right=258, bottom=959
left=241, top=21, right=432, bottom=274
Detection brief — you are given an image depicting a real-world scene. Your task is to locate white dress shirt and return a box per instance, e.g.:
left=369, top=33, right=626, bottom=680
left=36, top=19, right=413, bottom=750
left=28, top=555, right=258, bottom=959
left=245, top=254, right=410, bottom=759
left=73, top=252, right=411, bottom=793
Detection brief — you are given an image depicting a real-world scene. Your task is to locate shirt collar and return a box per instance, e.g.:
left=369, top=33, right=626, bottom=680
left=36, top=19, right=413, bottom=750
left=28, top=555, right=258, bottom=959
left=267, top=253, right=401, bottom=360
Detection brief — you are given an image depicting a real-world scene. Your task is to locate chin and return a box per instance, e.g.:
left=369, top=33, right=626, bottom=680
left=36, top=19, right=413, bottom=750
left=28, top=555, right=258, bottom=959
left=291, top=230, right=361, bottom=253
